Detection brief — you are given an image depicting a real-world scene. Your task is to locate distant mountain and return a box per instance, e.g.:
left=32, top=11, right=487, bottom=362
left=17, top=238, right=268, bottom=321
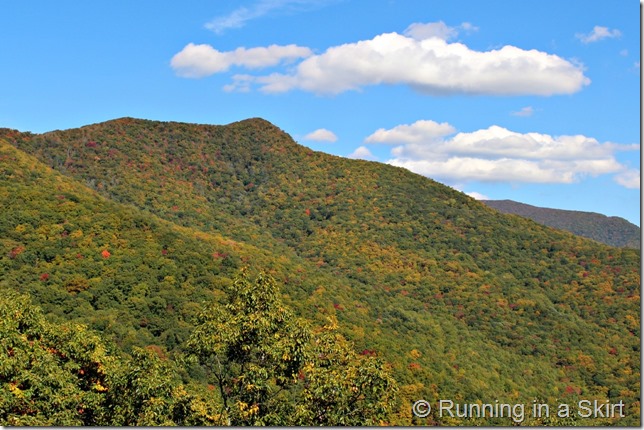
left=483, top=199, right=640, bottom=249
left=0, top=118, right=640, bottom=425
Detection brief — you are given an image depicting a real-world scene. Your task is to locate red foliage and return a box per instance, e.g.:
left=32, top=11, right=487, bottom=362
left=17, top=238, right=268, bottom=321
left=9, top=246, right=26, bottom=259
left=101, top=249, right=111, bottom=259
left=305, top=208, right=311, bottom=216
left=333, top=303, right=344, bottom=311
left=564, top=385, right=581, bottom=395
left=408, top=362, right=422, bottom=371
left=161, top=249, right=168, bottom=255
left=40, top=273, right=50, bottom=281
left=85, top=141, right=98, bottom=148
left=212, top=251, right=227, bottom=260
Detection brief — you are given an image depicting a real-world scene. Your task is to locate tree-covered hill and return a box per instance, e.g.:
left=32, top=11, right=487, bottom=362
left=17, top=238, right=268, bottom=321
left=483, top=199, right=640, bottom=249
left=1, top=118, right=640, bottom=425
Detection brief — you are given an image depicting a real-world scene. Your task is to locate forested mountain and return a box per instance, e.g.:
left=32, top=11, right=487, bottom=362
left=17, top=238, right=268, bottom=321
left=1, top=118, right=640, bottom=425
left=483, top=199, right=640, bottom=249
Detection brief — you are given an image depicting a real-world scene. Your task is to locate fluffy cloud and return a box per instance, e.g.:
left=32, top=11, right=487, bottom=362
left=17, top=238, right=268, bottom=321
left=576, top=26, right=622, bottom=43
left=365, top=120, right=455, bottom=144
left=614, top=169, right=640, bottom=189
left=171, top=43, right=312, bottom=78
left=173, top=22, right=590, bottom=96
left=303, top=128, right=338, bottom=142
left=365, top=120, right=639, bottom=186
left=466, top=191, right=490, bottom=200
left=348, top=146, right=377, bottom=160
left=253, top=33, right=589, bottom=95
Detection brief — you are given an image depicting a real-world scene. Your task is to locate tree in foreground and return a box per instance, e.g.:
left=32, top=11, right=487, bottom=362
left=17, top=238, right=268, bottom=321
left=1, top=271, right=397, bottom=426
left=0, top=290, right=219, bottom=426
left=186, top=270, right=398, bottom=425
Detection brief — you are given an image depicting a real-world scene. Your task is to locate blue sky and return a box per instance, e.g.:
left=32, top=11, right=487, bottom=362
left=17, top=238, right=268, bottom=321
left=1, top=0, right=640, bottom=225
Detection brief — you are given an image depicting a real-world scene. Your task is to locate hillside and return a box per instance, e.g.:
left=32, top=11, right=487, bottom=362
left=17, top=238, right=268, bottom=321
left=0, top=118, right=640, bottom=425
left=483, top=199, right=640, bottom=249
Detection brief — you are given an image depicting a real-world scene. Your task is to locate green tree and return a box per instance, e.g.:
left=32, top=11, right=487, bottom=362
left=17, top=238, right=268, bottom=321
left=1, top=290, right=113, bottom=425
left=186, top=270, right=311, bottom=425
left=0, top=289, right=219, bottom=426
left=293, top=316, right=398, bottom=425
left=186, top=270, right=398, bottom=425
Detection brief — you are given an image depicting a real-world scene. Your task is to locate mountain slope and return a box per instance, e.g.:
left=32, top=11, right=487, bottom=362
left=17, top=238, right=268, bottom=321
left=483, top=199, right=640, bottom=249
left=1, top=118, right=640, bottom=425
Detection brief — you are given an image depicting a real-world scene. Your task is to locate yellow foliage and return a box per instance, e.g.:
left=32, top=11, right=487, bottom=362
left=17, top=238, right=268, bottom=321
left=93, top=382, right=108, bottom=392
left=409, top=349, right=422, bottom=359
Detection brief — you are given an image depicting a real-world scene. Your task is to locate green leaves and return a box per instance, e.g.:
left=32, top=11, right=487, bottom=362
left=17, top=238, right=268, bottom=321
left=0, top=290, right=222, bottom=426
left=187, top=271, right=398, bottom=425
left=293, top=316, right=398, bottom=425
left=0, top=290, right=111, bottom=425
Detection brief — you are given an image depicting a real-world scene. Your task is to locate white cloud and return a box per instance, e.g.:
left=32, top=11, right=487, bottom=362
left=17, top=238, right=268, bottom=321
left=173, top=22, right=590, bottom=96
left=365, top=120, right=639, bottom=186
left=303, top=128, right=338, bottom=142
left=404, top=21, right=478, bottom=41
left=466, top=191, right=489, bottom=200
left=253, top=32, right=589, bottom=95
left=348, top=146, right=377, bottom=160
left=388, top=157, right=579, bottom=183
left=576, top=26, right=622, bottom=44
left=511, top=106, right=535, bottom=117
left=404, top=21, right=458, bottom=41
left=365, top=120, right=455, bottom=144
left=614, top=169, right=640, bottom=189
left=205, top=0, right=326, bottom=34
left=171, top=43, right=312, bottom=78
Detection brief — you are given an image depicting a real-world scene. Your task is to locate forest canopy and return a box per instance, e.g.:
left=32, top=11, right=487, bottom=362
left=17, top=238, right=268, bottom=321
left=0, top=118, right=639, bottom=425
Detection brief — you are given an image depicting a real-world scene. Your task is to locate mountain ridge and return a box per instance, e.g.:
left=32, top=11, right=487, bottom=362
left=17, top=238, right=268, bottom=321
left=483, top=199, right=640, bottom=249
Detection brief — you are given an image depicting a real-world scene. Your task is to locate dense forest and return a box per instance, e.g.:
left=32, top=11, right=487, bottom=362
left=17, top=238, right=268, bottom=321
left=0, top=118, right=640, bottom=425
left=483, top=200, right=640, bottom=249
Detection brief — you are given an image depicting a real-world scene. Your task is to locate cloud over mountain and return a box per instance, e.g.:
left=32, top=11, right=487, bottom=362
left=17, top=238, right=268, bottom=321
left=303, top=128, right=338, bottom=142
left=364, top=120, right=639, bottom=186
left=172, top=22, right=590, bottom=96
